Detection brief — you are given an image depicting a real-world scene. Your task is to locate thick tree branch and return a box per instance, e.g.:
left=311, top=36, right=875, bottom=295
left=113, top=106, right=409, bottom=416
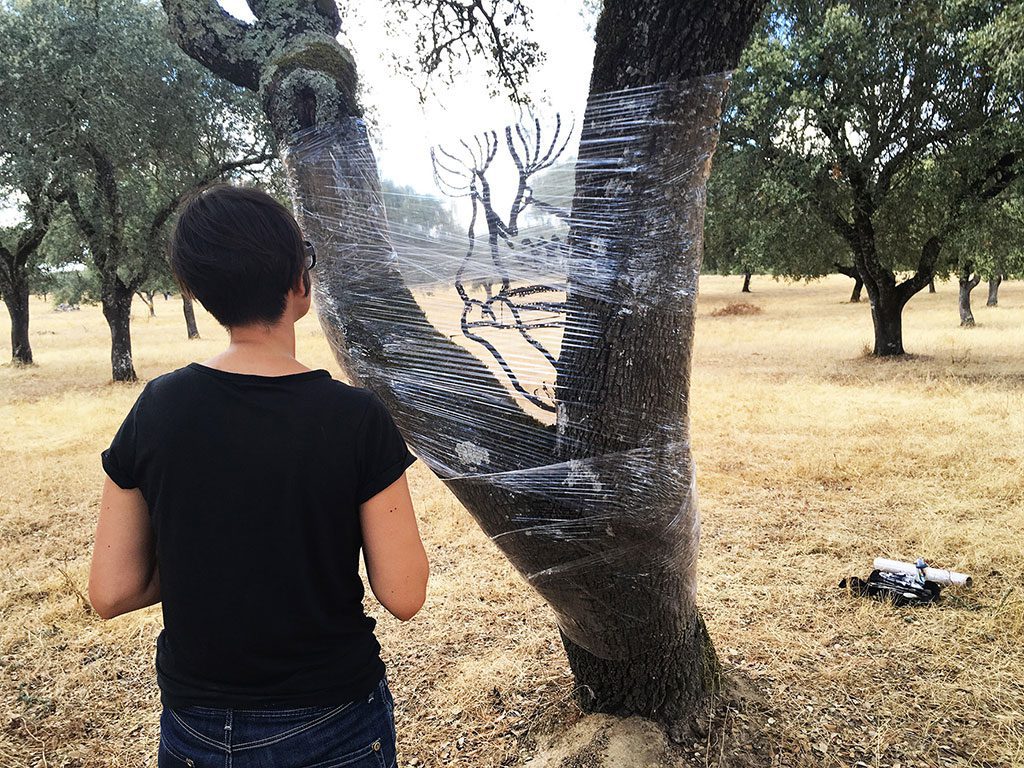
left=834, top=263, right=858, bottom=280
left=591, top=0, right=766, bottom=88
left=85, top=144, right=124, bottom=263
left=896, top=235, right=942, bottom=303
left=57, top=182, right=106, bottom=268
left=161, top=0, right=262, bottom=90
left=0, top=245, right=14, bottom=297
left=976, top=151, right=1020, bottom=201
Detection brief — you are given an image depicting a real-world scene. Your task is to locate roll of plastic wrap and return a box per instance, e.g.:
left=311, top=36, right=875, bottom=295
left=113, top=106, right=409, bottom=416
left=874, top=558, right=973, bottom=588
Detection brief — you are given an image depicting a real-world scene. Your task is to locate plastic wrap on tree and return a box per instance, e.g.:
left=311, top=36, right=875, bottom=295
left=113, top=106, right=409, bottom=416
left=282, top=74, right=731, bottom=660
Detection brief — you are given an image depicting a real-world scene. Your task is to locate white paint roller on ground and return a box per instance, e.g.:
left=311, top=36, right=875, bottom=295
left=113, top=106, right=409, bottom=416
left=874, top=558, right=973, bottom=589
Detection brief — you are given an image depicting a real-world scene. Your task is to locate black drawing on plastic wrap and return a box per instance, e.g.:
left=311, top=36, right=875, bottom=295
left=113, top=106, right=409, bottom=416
left=430, top=114, right=574, bottom=413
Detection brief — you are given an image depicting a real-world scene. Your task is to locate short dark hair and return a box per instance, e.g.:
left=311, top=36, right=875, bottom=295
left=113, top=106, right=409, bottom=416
left=169, top=184, right=308, bottom=327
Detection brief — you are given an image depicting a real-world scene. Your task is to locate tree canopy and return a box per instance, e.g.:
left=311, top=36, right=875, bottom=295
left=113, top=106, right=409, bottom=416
left=707, top=0, right=1024, bottom=351
left=0, top=0, right=273, bottom=378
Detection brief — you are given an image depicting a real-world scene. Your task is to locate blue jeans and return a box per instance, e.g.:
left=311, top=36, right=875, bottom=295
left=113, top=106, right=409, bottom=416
left=158, top=677, right=397, bottom=768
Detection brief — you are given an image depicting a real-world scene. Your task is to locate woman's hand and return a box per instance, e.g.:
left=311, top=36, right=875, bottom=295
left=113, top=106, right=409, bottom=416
left=89, top=476, right=160, bottom=619
left=360, top=474, right=429, bottom=621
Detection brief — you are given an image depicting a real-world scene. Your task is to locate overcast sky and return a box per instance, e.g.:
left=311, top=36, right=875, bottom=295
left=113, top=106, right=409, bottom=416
left=221, top=0, right=596, bottom=195
left=1, top=1, right=597, bottom=227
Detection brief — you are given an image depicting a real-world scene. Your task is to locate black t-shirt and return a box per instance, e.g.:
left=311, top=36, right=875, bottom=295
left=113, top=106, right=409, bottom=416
left=101, top=363, right=416, bottom=709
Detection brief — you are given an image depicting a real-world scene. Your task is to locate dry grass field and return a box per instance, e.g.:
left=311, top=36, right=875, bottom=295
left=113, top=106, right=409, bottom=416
left=1, top=275, right=1022, bottom=768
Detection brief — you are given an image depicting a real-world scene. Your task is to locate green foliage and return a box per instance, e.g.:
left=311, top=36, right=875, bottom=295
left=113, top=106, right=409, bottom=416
left=969, top=0, right=1024, bottom=100
left=705, top=144, right=846, bottom=279
left=710, top=0, right=1024, bottom=283
left=1, top=0, right=273, bottom=293
left=45, top=265, right=101, bottom=307
left=946, top=193, right=1024, bottom=279
left=380, top=178, right=460, bottom=236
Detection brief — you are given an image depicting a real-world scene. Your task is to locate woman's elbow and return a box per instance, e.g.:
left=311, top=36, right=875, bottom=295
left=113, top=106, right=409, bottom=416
left=379, top=565, right=429, bottom=621
left=88, top=577, right=145, bottom=620
left=88, top=588, right=122, bottom=620
left=386, top=588, right=427, bottom=621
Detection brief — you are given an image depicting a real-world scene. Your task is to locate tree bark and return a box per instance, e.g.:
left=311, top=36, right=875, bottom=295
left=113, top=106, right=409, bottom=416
left=137, top=290, right=156, bottom=317
left=741, top=272, right=752, bottom=292
left=959, top=267, right=981, bottom=327
left=560, top=616, right=719, bottom=731
left=552, top=78, right=730, bottom=730
left=987, top=275, right=1002, bottom=306
left=102, top=279, right=137, bottom=382
left=835, top=263, right=863, bottom=302
left=851, top=215, right=939, bottom=356
left=163, top=0, right=767, bottom=737
left=4, top=281, right=33, bottom=365
left=183, top=294, right=201, bottom=339
left=546, top=0, right=765, bottom=732
left=868, top=294, right=906, bottom=355
left=928, top=277, right=936, bottom=293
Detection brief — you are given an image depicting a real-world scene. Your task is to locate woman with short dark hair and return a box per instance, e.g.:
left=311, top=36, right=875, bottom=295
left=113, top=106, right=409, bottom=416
left=89, top=183, right=428, bottom=768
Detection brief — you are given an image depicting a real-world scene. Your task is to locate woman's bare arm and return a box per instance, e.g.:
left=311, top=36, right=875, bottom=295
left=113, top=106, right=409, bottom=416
left=89, top=477, right=160, bottom=619
left=359, top=474, right=428, bottom=621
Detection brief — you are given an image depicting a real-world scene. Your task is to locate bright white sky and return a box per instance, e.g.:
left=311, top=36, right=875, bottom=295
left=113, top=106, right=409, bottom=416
left=1, top=1, right=596, bottom=227
left=221, top=0, right=596, bottom=194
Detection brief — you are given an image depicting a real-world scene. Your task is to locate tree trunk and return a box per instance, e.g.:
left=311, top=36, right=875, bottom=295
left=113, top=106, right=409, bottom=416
left=928, top=277, right=936, bottom=293
left=852, top=220, right=938, bottom=356
left=868, top=293, right=906, bottom=355
left=103, top=279, right=137, bottom=382
left=987, top=276, right=1001, bottom=306
left=850, top=275, right=863, bottom=302
left=560, top=616, right=719, bottom=733
left=545, top=0, right=765, bottom=732
left=4, top=281, right=33, bottom=365
left=136, top=290, right=156, bottom=317
left=183, top=294, right=201, bottom=339
left=163, top=0, right=766, bottom=737
left=741, top=272, right=752, bottom=292
left=548, top=77, right=729, bottom=731
left=959, top=268, right=981, bottom=327
left=835, top=264, right=863, bottom=302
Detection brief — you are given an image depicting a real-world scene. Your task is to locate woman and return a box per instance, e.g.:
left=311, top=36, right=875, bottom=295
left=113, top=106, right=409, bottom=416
left=89, top=184, right=428, bottom=768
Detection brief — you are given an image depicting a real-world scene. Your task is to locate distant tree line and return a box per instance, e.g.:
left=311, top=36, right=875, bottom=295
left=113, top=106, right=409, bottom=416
left=5, top=0, right=1022, bottom=375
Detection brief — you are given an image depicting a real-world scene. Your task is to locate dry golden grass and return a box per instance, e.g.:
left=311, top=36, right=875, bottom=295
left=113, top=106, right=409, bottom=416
left=1, top=275, right=1022, bottom=768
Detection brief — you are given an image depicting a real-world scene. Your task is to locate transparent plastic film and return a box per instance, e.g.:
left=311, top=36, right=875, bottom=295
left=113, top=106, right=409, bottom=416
left=282, top=74, right=731, bottom=659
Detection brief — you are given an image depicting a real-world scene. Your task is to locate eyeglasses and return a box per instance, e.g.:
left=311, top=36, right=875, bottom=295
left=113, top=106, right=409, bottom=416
left=303, top=240, right=317, bottom=271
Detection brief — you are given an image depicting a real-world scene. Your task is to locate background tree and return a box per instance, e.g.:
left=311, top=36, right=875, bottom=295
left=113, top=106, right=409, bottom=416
left=163, top=0, right=766, bottom=735
left=720, top=0, right=1024, bottom=355
left=47, top=265, right=101, bottom=309
left=704, top=141, right=857, bottom=298
left=987, top=273, right=1003, bottom=306
left=28, top=208, right=96, bottom=304
left=0, top=190, right=56, bottom=365
left=4, top=0, right=273, bottom=381
left=0, top=6, right=65, bottom=365
left=948, top=191, right=1024, bottom=324
left=135, top=271, right=180, bottom=318
left=182, top=294, right=201, bottom=339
